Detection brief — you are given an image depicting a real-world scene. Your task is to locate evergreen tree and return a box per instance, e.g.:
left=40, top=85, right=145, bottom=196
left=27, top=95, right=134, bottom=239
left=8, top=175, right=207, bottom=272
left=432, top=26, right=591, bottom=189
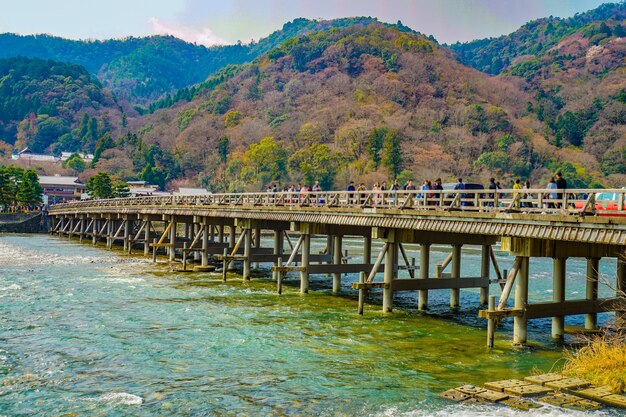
left=381, top=129, right=403, bottom=177
left=367, top=127, right=387, bottom=168
left=113, top=182, right=131, bottom=198
left=86, top=172, right=113, bottom=199
left=217, top=136, right=230, bottom=164
left=16, top=169, right=42, bottom=206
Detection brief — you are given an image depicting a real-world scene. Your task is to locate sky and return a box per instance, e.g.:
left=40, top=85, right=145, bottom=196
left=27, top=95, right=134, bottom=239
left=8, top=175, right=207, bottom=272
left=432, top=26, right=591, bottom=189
left=0, top=0, right=610, bottom=46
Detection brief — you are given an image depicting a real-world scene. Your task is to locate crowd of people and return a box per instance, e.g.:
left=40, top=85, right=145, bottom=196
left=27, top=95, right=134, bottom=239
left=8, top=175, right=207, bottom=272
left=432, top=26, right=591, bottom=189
left=264, top=171, right=572, bottom=208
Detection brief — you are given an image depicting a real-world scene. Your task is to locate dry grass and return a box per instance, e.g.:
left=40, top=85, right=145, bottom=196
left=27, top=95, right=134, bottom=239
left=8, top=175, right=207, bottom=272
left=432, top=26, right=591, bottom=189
left=563, top=335, right=626, bottom=393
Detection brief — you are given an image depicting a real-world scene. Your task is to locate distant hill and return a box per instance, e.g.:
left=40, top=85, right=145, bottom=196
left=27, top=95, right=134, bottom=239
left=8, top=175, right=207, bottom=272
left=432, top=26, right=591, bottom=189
left=0, top=57, right=121, bottom=153
left=135, top=23, right=550, bottom=192
left=450, top=2, right=626, bottom=184
left=0, top=17, right=412, bottom=104
left=449, top=2, right=626, bottom=74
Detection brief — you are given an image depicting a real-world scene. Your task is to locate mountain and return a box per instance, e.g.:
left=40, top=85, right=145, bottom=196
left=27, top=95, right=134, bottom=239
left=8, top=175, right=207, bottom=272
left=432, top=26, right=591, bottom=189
left=449, top=2, right=626, bottom=74
left=0, top=17, right=412, bottom=104
left=130, top=23, right=549, bottom=192
left=450, top=2, right=626, bottom=183
left=0, top=56, right=122, bottom=153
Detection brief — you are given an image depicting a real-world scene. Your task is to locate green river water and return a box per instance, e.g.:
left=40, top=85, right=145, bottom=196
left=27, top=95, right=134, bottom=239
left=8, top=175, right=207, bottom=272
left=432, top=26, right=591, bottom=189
left=0, top=234, right=622, bottom=416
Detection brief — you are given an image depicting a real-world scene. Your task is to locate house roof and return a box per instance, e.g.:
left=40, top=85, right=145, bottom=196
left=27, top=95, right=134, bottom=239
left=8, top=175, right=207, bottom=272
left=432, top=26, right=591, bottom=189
left=38, top=176, right=83, bottom=186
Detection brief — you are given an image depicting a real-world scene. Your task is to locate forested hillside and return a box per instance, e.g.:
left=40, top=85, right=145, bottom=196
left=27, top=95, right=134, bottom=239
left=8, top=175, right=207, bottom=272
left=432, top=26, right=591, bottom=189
left=129, top=24, right=551, bottom=192
left=0, top=17, right=406, bottom=103
left=0, top=57, right=121, bottom=154
left=451, top=2, right=626, bottom=185
left=449, top=2, right=626, bottom=74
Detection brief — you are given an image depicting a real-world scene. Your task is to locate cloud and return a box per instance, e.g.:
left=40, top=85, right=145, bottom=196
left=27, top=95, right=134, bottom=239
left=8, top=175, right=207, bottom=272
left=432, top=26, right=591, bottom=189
left=148, top=17, right=230, bottom=46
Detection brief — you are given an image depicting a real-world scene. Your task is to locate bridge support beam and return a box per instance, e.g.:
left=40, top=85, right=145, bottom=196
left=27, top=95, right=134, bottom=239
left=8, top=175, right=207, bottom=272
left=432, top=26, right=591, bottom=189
left=585, top=257, right=599, bottom=330
left=272, top=230, right=283, bottom=281
left=552, top=257, right=567, bottom=340
left=418, top=243, right=430, bottom=310
left=253, top=227, right=261, bottom=270
left=143, top=220, right=151, bottom=256
left=92, top=218, right=98, bottom=245
left=480, top=244, right=490, bottom=305
left=450, top=244, right=462, bottom=308
left=300, top=233, right=310, bottom=293
left=618, top=256, right=626, bottom=331
left=169, top=216, right=177, bottom=262
left=201, top=221, right=210, bottom=267
left=383, top=230, right=398, bottom=313
left=333, top=235, right=342, bottom=293
left=363, top=234, right=371, bottom=264
left=106, top=219, right=113, bottom=249
left=513, top=257, right=529, bottom=345
left=243, top=227, right=252, bottom=280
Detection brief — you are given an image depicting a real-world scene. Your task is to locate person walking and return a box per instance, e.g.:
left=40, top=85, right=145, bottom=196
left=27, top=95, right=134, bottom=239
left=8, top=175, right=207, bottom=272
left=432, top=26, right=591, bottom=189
left=546, top=177, right=558, bottom=209
left=555, top=171, right=567, bottom=208
left=347, top=181, right=356, bottom=205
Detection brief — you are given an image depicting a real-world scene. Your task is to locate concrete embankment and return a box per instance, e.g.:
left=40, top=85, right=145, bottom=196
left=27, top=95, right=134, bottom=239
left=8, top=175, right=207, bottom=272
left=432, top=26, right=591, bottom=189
left=0, top=212, right=48, bottom=233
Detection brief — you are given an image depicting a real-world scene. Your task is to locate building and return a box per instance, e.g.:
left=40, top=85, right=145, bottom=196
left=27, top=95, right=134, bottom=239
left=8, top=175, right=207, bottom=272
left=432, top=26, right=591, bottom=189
left=39, top=175, right=85, bottom=203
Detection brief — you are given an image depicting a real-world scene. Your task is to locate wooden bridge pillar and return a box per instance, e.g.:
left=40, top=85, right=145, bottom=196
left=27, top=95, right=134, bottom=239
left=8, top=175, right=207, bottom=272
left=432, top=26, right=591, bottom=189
left=363, top=235, right=371, bottom=264
left=418, top=243, right=430, bottom=310
left=201, top=221, right=210, bottom=266
left=332, top=235, right=343, bottom=293
left=618, top=256, right=626, bottom=331
left=123, top=218, right=131, bottom=253
left=229, top=225, right=236, bottom=249
left=106, top=219, right=113, bottom=249
left=143, top=220, right=151, bottom=255
left=585, top=257, right=599, bottom=330
left=300, top=232, right=311, bottom=293
left=253, top=227, right=261, bottom=270
left=169, top=216, right=177, bottom=262
left=219, top=225, right=225, bottom=244
left=450, top=244, right=462, bottom=308
left=513, top=257, right=529, bottom=345
left=552, top=257, right=567, bottom=340
left=79, top=217, right=85, bottom=243
left=480, top=244, right=490, bottom=305
left=383, top=230, right=398, bottom=313
left=272, top=230, right=283, bottom=280
left=92, top=218, right=98, bottom=245
left=243, top=227, right=252, bottom=280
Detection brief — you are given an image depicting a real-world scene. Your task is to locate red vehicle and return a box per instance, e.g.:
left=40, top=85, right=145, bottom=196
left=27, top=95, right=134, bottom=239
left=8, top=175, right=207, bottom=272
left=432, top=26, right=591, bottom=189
left=574, top=190, right=626, bottom=217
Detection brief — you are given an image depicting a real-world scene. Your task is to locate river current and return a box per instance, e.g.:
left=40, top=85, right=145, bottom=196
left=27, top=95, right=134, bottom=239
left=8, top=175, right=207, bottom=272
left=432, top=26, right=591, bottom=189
left=0, top=234, right=621, bottom=416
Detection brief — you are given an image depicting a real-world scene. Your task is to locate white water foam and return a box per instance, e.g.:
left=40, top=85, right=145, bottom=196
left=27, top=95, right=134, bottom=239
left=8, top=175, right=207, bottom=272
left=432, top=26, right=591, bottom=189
left=372, top=404, right=614, bottom=417
left=0, top=241, right=141, bottom=267
left=0, top=284, right=21, bottom=291
left=94, top=392, right=143, bottom=405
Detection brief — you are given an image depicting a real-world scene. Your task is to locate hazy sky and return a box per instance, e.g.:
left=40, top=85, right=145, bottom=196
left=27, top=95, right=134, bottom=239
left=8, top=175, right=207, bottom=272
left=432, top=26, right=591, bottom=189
left=0, top=0, right=609, bottom=45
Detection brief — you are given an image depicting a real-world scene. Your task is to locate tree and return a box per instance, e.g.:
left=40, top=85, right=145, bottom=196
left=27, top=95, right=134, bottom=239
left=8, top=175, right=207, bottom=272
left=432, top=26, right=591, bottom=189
left=63, top=153, right=86, bottom=173
left=381, top=129, right=403, bottom=177
left=16, top=170, right=42, bottom=206
left=0, top=166, right=25, bottom=208
left=92, top=132, right=116, bottom=166
left=367, top=126, right=388, bottom=167
left=113, top=182, right=131, bottom=198
left=217, top=136, right=230, bottom=164
left=288, top=144, right=345, bottom=190
left=242, top=137, right=288, bottom=182
left=86, top=172, right=114, bottom=199
left=556, top=111, right=584, bottom=147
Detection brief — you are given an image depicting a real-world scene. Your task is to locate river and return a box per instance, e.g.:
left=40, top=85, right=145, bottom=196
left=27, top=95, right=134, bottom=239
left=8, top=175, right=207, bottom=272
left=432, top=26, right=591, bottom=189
left=0, top=234, right=621, bottom=416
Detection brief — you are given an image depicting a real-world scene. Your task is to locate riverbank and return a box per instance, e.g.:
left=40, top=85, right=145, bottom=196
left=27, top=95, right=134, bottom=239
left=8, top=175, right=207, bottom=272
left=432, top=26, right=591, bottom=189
left=0, top=212, right=47, bottom=233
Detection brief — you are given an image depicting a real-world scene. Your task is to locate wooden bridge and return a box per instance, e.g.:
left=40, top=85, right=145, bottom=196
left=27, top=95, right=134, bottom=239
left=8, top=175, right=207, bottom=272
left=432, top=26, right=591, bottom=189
left=48, top=188, right=626, bottom=346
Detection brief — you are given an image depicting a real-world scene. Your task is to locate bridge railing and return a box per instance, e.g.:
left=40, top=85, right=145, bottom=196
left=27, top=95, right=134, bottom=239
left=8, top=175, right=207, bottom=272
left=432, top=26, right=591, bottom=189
left=50, top=188, right=626, bottom=216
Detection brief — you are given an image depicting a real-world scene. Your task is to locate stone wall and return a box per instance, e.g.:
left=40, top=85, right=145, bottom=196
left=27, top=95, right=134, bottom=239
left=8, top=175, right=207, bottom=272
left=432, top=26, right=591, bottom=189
left=0, top=212, right=48, bottom=233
